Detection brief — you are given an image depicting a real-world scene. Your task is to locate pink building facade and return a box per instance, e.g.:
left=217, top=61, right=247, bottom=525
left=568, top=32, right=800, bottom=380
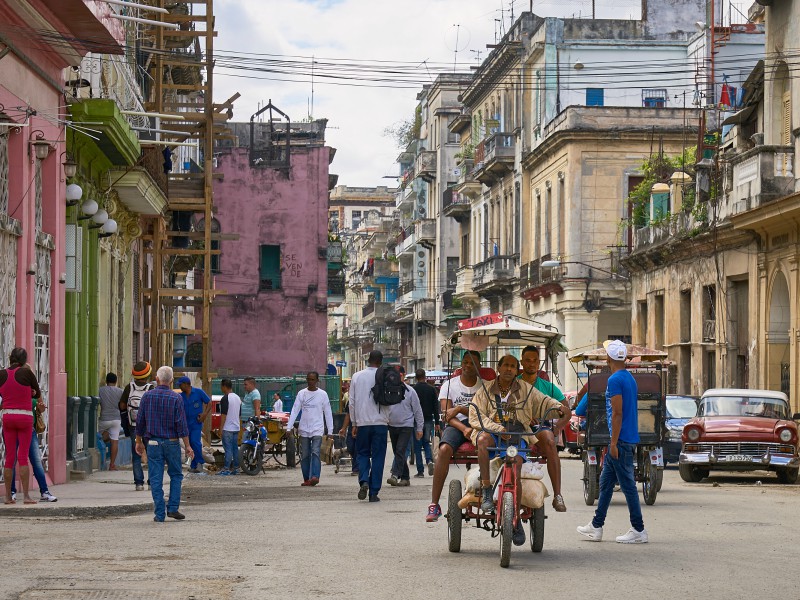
left=0, top=0, right=122, bottom=485
left=210, top=120, right=334, bottom=376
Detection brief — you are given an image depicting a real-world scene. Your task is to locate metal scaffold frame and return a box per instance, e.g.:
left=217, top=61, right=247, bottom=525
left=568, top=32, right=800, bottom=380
left=141, top=0, right=237, bottom=393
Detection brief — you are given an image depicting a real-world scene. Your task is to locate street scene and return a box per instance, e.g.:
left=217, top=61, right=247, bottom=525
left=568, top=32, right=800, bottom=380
left=1, top=0, right=800, bottom=597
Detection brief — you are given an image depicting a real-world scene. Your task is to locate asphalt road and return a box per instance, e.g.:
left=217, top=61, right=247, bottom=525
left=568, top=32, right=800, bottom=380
left=2, top=452, right=798, bottom=600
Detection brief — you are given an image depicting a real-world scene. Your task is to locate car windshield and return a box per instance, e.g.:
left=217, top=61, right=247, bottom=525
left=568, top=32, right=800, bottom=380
left=666, top=397, right=698, bottom=419
left=699, top=396, right=789, bottom=419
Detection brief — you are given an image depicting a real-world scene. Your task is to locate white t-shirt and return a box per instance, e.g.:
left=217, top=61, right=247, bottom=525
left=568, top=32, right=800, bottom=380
left=222, top=392, right=242, bottom=431
left=273, top=398, right=283, bottom=413
left=439, top=376, right=483, bottom=422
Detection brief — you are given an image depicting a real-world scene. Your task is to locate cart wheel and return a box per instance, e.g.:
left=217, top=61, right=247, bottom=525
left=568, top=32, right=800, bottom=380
left=642, top=460, right=658, bottom=506
left=447, top=479, right=462, bottom=553
left=499, top=491, right=514, bottom=568
left=583, top=456, right=598, bottom=506
left=530, top=506, right=545, bottom=553
left=655, top=466, right=664, bottom=492
left=285, top=433, right=297, bottom=468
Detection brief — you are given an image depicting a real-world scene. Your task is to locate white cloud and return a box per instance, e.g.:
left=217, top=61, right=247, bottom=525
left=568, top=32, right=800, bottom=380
left=214, top=0, right=640, bottom=186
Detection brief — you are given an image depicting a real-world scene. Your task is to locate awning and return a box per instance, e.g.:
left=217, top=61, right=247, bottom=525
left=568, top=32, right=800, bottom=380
left=722, top=104, right=756, bottom=126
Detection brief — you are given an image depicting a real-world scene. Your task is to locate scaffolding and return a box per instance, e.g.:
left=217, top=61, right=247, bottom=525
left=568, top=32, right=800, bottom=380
left=140, top=0, right=237, bottom=392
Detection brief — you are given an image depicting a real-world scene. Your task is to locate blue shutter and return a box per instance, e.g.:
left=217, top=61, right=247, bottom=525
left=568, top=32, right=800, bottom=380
left=586, top=88, right=604, bottom=107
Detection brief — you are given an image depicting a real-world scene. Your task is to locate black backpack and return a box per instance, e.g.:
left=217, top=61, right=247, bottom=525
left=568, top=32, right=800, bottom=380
left=371, top=367, right=406, bottom=406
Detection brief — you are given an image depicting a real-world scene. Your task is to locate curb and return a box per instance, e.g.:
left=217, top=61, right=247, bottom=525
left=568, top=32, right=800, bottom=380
left=0, top=502, right=153, bottom=519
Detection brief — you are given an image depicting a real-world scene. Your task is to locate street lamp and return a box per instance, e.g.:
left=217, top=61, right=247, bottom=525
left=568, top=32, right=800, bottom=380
left=540, top=259, right=628, bottom=281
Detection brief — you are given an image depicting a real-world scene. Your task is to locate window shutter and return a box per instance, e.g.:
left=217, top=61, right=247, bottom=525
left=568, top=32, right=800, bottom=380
left=586, top=88, right=604, bottom=107
left=65, top=224, right=82, bottom=292
left=782, top=91, right=791, bottom=146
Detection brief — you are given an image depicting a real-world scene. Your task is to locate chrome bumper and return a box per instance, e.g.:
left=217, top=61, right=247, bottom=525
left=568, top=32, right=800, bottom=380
left=680, top=452, right=800, bottom=468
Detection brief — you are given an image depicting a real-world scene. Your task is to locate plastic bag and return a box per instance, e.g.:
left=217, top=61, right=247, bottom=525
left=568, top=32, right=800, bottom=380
left=521, top=461, right=545, bottom=480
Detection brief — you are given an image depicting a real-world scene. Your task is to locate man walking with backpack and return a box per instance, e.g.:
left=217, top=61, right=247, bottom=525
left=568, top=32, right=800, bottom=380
left=349, top=350, right=389, bottom=502
left=387, top=368, right=424, bottom=487
left=119, top=361, right=155, bottom=491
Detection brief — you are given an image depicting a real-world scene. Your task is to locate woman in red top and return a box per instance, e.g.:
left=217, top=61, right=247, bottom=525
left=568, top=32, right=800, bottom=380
left=1, top=347, right=41, bottom=504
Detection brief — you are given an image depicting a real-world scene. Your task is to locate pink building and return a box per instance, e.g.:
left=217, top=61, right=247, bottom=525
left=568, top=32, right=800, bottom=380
left=209, top=117, right=335, bottom=376
left=0, top=0, right=122, bottom=484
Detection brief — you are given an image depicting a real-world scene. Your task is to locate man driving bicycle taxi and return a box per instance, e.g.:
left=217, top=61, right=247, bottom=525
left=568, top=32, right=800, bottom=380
left=469, top=355, right=564, bottom=543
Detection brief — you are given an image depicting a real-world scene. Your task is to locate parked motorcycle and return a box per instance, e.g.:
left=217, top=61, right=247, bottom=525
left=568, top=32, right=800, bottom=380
left=240, top=416, right=268, bottom=476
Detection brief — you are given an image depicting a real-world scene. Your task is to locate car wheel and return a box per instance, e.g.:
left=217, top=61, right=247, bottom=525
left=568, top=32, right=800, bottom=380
left=777, top=467, right=799, bottom=484
left=679, top=463, right=707, bottom=483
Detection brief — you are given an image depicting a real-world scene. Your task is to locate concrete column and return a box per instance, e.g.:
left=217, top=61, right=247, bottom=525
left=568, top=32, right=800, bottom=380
left=562, top=308, right=599, bottom=392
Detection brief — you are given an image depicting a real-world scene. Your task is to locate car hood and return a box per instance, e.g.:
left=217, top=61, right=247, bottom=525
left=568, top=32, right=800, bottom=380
left=694, top=416, right=781, bottom=434
left=666, top=417, right=691, bottom=429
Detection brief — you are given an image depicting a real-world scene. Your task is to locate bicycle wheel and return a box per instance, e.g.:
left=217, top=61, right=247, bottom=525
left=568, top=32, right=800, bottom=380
left=530, top=506, right=545, bottom=553
left=270, top=443, right=286, bottom=467
left=499, top=491, right=514, bottom=568
left=583, top=454, right=598, bottom=506
left=447, top=479, right=462, bottom=553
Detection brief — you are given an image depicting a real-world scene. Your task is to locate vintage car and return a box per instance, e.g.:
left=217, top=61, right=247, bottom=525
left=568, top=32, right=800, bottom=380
left=664, top=395, right=699, bottom=464
left=680, top=388, right=800, bottom=483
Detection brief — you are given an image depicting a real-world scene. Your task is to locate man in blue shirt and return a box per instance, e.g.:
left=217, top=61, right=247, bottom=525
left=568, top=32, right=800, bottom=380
left=177, top=376, right=211, bottom=473
left=577, top=340, right=648, bottom=544
left=135, top=366, right=192, bottom=522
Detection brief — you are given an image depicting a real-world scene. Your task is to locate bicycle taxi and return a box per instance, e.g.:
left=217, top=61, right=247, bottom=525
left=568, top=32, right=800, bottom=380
left=570, top=343, right=668, bottom=507
left=441, top=314, right=568, bottom=568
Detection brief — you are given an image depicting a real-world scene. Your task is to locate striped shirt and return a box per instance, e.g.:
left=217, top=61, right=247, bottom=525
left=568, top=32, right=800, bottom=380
left=135, top=384, right=189, bottom=440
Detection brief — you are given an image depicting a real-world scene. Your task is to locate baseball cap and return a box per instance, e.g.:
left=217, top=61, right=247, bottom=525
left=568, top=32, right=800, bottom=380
left=604, top=339, right=628, bottom=361
left=176, top=376, right=191, bottom=385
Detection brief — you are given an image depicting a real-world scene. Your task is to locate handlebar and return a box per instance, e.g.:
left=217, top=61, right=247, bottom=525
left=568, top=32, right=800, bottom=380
left=467, top=402, right=564, bottom=438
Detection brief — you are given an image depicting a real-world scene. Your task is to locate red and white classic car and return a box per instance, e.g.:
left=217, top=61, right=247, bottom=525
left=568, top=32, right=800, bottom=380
left=680, top=388, right=800, bottom=484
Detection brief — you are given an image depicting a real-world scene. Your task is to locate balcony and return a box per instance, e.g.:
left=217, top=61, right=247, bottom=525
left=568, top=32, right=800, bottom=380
left=519, top=255, right=564, bottom=301
left=396, top=219, right=436, bottom=256
left=327, top=272, right=345, bottom=306
left=473, top=254, right=519, bottom=297
left=363, top=300, right=393, bottom=324
left=633, top=211, right=700, bottom=251
left=70, top=99, right=141, bottom=167
left=414, top=150, right=437, bottom=182
left=396, top=179, right=416, bottom=211
left=441, top=290, right=470, bottom=322
left=448, top=110, right=472, bottom=135
left=327, top=241, right=343, bottom=268
left=454, top=266, right=478, bottom=303
left=727, top=145, right=795, bottom=216
left=374, top=340, right=401, bottom=356
left=396, top=280, right=426, bottom=308
left=413, top=298, right=436, bottom=322
left=442, top=187, right=471, bottom=222
left=110, top=146, right=168, bottom=216
left=474, top=133, right=515, bottom=186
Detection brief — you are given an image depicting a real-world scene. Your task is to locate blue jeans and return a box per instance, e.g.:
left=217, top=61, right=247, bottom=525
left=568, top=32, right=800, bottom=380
left=187, top=422, right=204, bottom=469
left=11, top=428, right=49, bottom=495
left=413, top=421, right=434, bottom=474
left=145, top=439, right=183, bottom=521
left=300, top=436, right=323, bottom=481
left=355, top=425, right=388, bottom=497
left=222, top=430, right=239, bottom=471
left=592, top=441, right=644, bottom=532
left=131, top=435, right=145, bottom=486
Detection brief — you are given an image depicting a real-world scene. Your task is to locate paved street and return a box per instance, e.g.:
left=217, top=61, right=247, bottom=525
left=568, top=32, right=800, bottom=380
left=2, top=452, right=798, bottom=600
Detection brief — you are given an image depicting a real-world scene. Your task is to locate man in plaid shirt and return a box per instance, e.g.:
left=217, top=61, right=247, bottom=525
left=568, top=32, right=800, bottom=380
left=135, top=365, right=193, bottom=522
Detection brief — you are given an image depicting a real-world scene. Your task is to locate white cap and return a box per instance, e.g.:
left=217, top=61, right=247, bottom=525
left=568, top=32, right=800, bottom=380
left=604, top=339, right=628, bottom=361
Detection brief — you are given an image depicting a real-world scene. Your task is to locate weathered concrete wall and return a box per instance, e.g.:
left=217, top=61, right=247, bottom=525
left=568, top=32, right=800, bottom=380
left=211, top=145, right=332, bottom=376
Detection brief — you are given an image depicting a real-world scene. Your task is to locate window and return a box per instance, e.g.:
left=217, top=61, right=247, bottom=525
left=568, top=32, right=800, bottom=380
left=259, top=245, right=281, bottom=291
left=586, top=88, right=604, bottom=107
left=642, top=89, right=667, bottom=108
left=65, top=224, right=82, bottom=292
left=351, top=210, right=362, bottom=230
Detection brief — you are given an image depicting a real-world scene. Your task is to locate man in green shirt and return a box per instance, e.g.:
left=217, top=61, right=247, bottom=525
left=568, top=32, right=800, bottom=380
left=241, top=377, right=262, bottom=424
left=520, top=345, right=571, bottom=512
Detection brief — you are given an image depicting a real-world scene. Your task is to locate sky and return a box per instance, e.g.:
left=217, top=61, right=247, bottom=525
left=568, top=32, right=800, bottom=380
left=213, top=0, right=643, bottom=188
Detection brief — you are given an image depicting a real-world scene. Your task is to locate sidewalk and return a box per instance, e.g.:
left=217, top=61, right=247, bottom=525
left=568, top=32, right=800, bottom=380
left=0, top=467, right=155, bottom=518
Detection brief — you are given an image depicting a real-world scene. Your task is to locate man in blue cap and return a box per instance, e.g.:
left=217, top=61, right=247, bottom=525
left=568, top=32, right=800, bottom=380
left=177, top=376, right=212, bottom=473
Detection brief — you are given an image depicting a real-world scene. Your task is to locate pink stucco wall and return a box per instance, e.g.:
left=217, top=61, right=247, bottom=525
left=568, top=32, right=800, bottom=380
left=211, top=145, right=332, bottom=376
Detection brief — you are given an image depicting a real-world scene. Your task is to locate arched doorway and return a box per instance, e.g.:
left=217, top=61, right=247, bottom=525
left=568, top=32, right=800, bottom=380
left=767, top=271, right=790, bottom=395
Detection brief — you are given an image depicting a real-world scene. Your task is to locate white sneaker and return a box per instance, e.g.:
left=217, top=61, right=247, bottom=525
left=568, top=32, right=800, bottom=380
left=616, top=528, right=648, bottom=544
left=39, top=491, right=58, bottom=503
left=10, top=492, right=16, bottom=502
left=577, top=522, right=603, bottom=541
